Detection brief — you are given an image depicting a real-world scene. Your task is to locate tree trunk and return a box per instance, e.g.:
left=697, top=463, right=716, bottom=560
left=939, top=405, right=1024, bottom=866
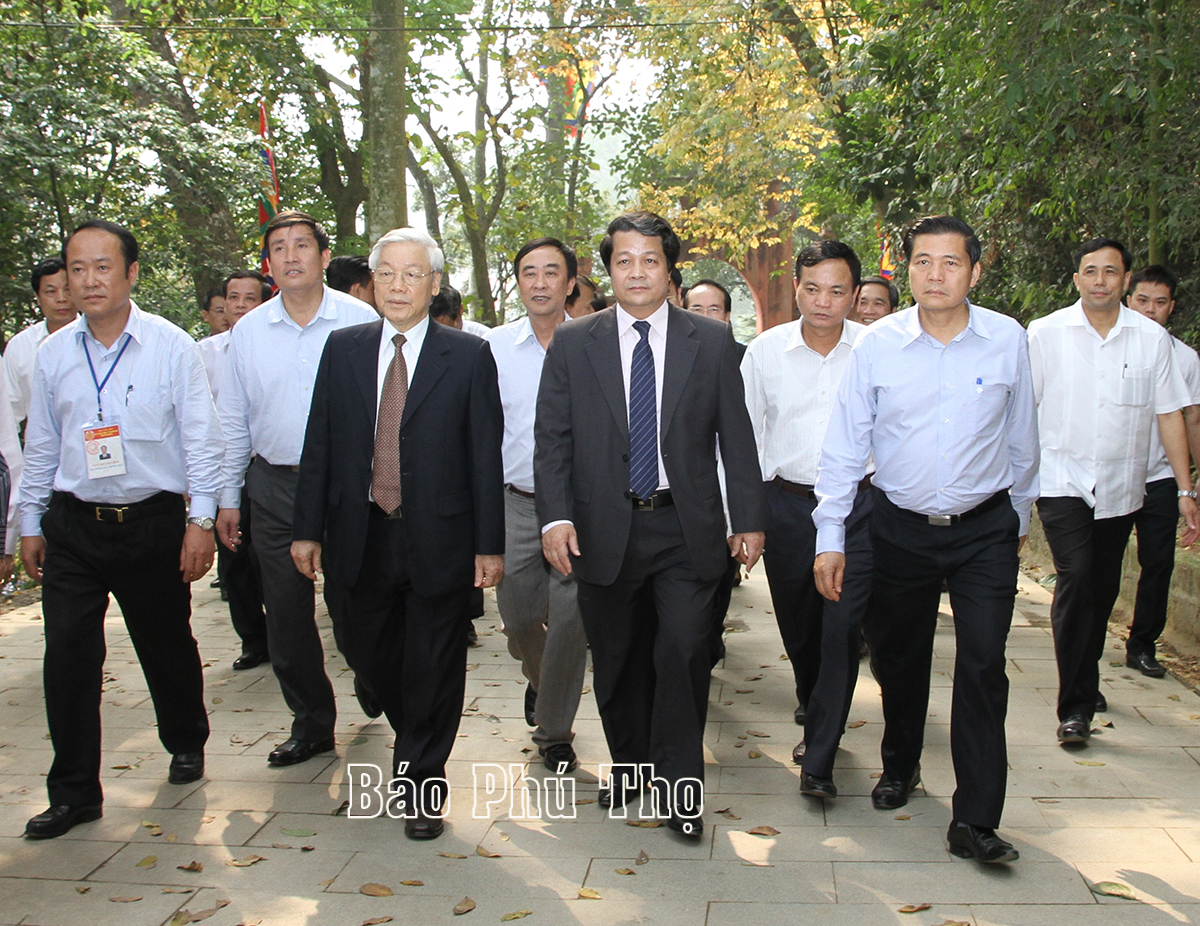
left=366, top=0, right=408, bottom=240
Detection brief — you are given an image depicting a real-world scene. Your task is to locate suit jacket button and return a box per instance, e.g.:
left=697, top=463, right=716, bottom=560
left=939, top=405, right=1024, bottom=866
left=621, top=453, right=629, bottom=462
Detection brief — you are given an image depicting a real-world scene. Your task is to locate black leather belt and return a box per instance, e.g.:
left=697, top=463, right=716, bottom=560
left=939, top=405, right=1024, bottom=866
left=58, top=491, right=179, bottom=524
left=630, top=491, right=674, bottom=510
left=506, top=484, right=536, bottom=500
left=894, top=489, right=1010, bottom=527
left=772, top=476, right=872, bottom=499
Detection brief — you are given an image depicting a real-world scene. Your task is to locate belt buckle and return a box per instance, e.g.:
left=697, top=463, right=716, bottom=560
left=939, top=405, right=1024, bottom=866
left=927, top=514, right=953, bottom=527
left=96, top=506, right=128, bottom=523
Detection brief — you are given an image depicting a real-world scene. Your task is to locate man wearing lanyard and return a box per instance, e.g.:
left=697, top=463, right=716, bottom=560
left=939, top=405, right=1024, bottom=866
left=813, top=215, right=1039, bottom=863
left=19, top=220, right=223, bottom=839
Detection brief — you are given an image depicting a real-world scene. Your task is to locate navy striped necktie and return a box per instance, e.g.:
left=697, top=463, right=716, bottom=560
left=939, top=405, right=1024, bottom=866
left=628, top=319, right=658, bottom=499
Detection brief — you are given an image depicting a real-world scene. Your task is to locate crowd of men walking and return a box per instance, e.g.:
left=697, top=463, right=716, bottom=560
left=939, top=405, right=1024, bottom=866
left=4, top=209, right=1195, bottom=867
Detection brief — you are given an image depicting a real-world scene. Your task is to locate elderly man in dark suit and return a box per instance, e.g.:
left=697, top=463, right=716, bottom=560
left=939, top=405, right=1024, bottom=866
left=291, top=227, right=504, bottom=841
left=535, top=212, right=767, bottom=838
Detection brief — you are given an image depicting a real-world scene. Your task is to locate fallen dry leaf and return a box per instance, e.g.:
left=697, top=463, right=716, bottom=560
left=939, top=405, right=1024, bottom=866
left=166, top=833, right=178, bottom=843
left=636, top=849, right=650, bottom=866
left=1090, top=880, right=1138, bottom=900
left=135, top=855, right=157, bottom=869
left=746, top=730, right=770, bottom=738
left=226, top=854, right=267, bottom=867
left=895, top=814, right=912, bottom=821
left=747, top=826, right=780, bottom=837
left=333, top=799, right=351, bottom=815
left=578, top=887, right=602, bottom=899
left=75, top=886, right=90, bottom=894
left=185, top=899, right=232, bottom=922
left=109, top=896, right=143, bottom=903
left=439, top=851, right=469, bottom=859
left=734, top=689, right=753, bottom=694
left=476, top=845, right=501, bottom=858
left=933, top=921, right=971, bottom=926
left=898, top=903, right=931, bottom=913
left=360, top=882, right=394, bottom=897
left=163, top=888, right=194, bottom=894
left=452, top=896, right=476, bottom=915
left=500, top=911, right=532, bottom=922
left=301, top=845, right=315, bottom=852
left=400, top=879, right=424, bottom=886
left=1168, top=694, right=1181, bottom=701
left=722, top=810, right=742, bottom=820
left=574, top=798, right=597, bottom=805
left=615, top=868, right=636, bottom=875
left=1076, top=760, right=1106, bottom=766
left=744, top=674, right=763, bottom=681
left=271, top=844, right=292, bottom=849
left=734, top=741, right=745, bottom=748
left=142, top=819, right=163, bottom=837
left=168, top=913, right=192, bottom=926
left=177, top=860, right=204, bottom=872
left=846, top=720, right=867, bottom=729
left=318, top=878, right=335, bottom=887
left=625, top=820, right=662, bottom=828
left=747, top=750, right=763, bottom=758
left=363, top=918, right=395, bottom=925
left=200, top=814, right=216, bottom=824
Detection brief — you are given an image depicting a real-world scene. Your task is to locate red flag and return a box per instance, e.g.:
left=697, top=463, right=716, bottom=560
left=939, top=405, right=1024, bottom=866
left=256, top=103, right=282, bottom=279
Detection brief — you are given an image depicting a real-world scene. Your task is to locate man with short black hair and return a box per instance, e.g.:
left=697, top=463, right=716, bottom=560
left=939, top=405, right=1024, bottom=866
left=854, top=275, right=899, bottom=324
left=200, top=287, right=229, bottom=336
left=217, top=210, right=378, bottom=766
left=815, top=215, right=1038, bottom=863
left=327, top=255, right=376, bottom=308
left=6, top=258, right=78, bottom=431
left=1031, top=243, right=1198, bottom=746
left=19, top=219, right=221, bottom=838
left=684, top=279, right=732, bottom=322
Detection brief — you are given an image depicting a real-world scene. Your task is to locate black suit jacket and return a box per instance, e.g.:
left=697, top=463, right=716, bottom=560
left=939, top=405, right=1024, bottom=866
left=534, top=305, right=766, bottom=586
left=293, top=318, right=505, bottom=598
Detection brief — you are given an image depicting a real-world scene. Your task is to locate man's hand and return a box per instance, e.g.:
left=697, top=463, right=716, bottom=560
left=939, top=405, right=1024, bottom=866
left=475, top=554, right=505, bottom=588
left=542, top=523, right=580, bottom=576
left=814, top=551, right=846, bottom=602
left=291, top=540, right=322, bottom=579
left=180, top=523, right=216, bottom=583
left=216, top=508, right=241, bottom=552
left=20, top=536, right=44, bottom=583
left=728, top=531, right=765, bottom=571
left=1181, top=496, right=1200, bottom=547
left=1018, top=535, right=1028, bottom=554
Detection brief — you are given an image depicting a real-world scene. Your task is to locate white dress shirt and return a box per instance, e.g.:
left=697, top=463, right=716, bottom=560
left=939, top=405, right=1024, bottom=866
left=486, top=316, right=549, bottom=493
left=4, top=318, right=50, bottom=428
left=741, top=318, right=865, bottom=484
left=814, top=302, right=1040, bottom=554
left=616, top=301, right=669, bottom=491
left=375, top=314, right=427, bottom=415
left=218, top=286, right=377, bottom=508
left=1148, top=337, right=1200, bottom=483
left=0, top=356, right=22, bottom=554
left=19, top=302, right=224, bottom=536
left=463, top=318, right=491, bottom=339
left=1029, top=301, right=1188, bottom=518
left=197, top=330, right=230, bottom=402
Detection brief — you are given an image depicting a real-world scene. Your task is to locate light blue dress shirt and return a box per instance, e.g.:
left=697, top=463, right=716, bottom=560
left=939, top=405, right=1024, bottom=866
left=217, top=286, right=378, bottom=508
left=19, top=302, right=224, bottom=535
left=813, top=302, right=1040, bottom=555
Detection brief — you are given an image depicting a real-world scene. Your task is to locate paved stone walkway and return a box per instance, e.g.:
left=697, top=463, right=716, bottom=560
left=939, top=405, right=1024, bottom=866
left=1, top=567, right=1199, bottom=925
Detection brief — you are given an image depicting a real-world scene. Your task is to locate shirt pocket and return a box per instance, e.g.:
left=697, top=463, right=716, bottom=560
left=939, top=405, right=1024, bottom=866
left=122, top=402, right=172, bottom=442
left=1118, top=368, right=1152, bottom=407
left=972, top=383, right=1010, bottom=434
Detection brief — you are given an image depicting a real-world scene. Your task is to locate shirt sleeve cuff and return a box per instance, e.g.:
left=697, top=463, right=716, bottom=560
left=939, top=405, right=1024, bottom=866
left=541, top=519, right=573, bottom=535
left=20, top=513, right=44, bottom=537
left=188, top=496, right=218, bottom=521
left=219, top=488, right=242, bottom=510
left=815, top=523, right=845, bottom=556
left=1016, top=507, right=1032, bottom=538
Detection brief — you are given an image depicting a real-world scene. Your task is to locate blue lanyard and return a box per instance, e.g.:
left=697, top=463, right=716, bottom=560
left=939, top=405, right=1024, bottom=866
left=82, top=333, right=132, bottom=422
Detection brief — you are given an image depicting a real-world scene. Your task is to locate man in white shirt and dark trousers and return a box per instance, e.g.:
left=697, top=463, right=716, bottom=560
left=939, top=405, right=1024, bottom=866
left=487, top=238, right=589, bottom=773
left=19, top=220, right=222, bottom=839
left=217, top=211, right=378, bottom=767
left=1125, top=265, right=1200, bottom=677
left=814, top=216, right=1039, bottom=864
left=5, top=257, right=78, bottom=432
left=741, top=241, right=870, bottom=787
left=1030, top=240, right=1199, bottom=748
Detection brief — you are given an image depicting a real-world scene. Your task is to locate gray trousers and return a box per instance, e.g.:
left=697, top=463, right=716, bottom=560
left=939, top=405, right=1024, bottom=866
left=245, top=457, right=337, bottom=743
left=495, top=488, right=588, bottom=747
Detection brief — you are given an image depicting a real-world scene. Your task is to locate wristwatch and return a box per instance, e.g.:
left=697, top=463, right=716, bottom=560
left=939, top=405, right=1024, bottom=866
left=188, top=516, right=216, bottom=530
left=1178, top=490, right=1198, bottom=499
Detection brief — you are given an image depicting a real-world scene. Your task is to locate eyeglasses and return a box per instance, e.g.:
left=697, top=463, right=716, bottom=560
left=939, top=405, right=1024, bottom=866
left=372, top=269, right=432, bottom=287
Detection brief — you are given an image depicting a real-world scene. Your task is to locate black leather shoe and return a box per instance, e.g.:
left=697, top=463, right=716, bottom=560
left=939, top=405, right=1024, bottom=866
left=791, top=740, right=805, bottom=765
left=666, top=812, right=703, bottom=837
left=799, top=772, right=837, bottom=800
left=947, top=820, right=1019, bottom=863
left=232, top=651, right=268, bottom=671
left=871, top=766, right=921, bottom=810
left=168, top=752, right=204, bottom=784
left=794, top=702, right=807, bottom=725
left=268, top=737, right=336, bottom=767
left=598, top=785, right=640, bottom=809
left=1095, top=692, right=1108, bottom=712
left=539, top=742, right=578, bottom=773
left=1127, top=652, right=1167, bottom=679
left=524, top=684, right=538, bottom=727
left=1057, top=715, right=1091, bottom=744
left=24, top=804, right=103, bottom=839
left=354, top=676, right=383, bottom=719
left=404, top=810, right=445, bottom=840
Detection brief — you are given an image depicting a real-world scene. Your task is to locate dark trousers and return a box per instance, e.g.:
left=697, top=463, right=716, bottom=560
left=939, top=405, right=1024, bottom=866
left=40, top=492, right=209, bottom=806
left=706, top=551, right=741, bottom=667
left=868, top=489, right=1019, bottom=829
left=324, top=506, right=471, bottom=793
left=220, top=489, right=268, bottom=658
left=576, top=506, right=720, bottom=789
left=1037, top=496, right=1136, bottom=721
left=1129, top=478, right=1178, bottom=659
left=245, top=457, right=336, bottom=743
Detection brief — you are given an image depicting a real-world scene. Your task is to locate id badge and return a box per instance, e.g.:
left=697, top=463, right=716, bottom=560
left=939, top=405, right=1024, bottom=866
left=83, top=422, right=127, bottom=478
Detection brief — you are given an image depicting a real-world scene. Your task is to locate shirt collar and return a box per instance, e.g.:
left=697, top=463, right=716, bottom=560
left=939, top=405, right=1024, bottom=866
left=784, top=317, right=860, bottom=354
left=513, top=315, right=537, bottom=346
left=386, top=312, right=429, bottom=346
left=899, top=299, right=989, bottom=346
left=1064, top=299, right=1133, bottom=336
left=74, top=299, right=144, bottom=349
left=267, top=285, right=339, bottom=327
left=616, top=301, right=669, bottom=336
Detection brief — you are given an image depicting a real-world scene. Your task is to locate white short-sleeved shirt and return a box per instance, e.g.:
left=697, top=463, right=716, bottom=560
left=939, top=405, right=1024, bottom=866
left=1147, top=336, right=1200, bottom=483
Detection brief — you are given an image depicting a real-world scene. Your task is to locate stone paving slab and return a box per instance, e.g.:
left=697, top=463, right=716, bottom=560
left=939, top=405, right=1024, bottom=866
left=2, top=568, right=1200, bottom=925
